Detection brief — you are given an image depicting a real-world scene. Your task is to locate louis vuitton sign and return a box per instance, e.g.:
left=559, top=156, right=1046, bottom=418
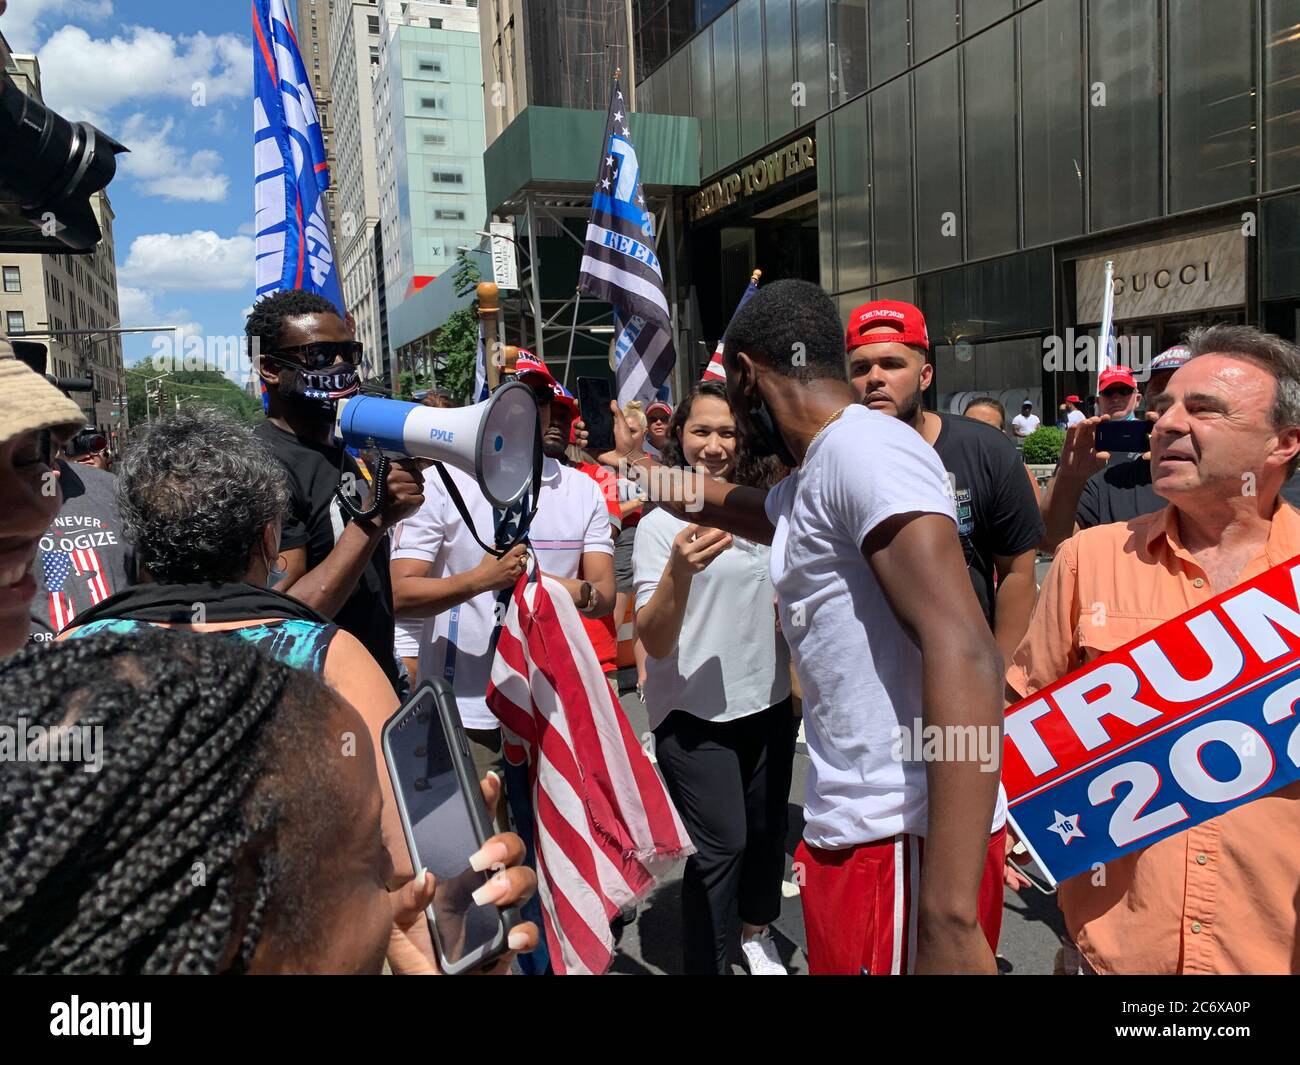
left=1077, top=229, right=1246, bottom=323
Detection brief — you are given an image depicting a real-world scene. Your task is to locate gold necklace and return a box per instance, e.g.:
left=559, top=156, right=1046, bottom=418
left=808, top=405, right=848, bottom=451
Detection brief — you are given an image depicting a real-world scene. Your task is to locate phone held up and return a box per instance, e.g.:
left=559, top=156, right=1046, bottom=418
left=382, top=679, right=516, bottom=974
left=1095, top=418, right=1152, bottom=455
left=577, top=376, right=615, bottom=454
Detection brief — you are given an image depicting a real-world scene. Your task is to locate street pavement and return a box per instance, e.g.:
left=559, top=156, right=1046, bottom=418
left=609, top=688, right=1066, bottom=976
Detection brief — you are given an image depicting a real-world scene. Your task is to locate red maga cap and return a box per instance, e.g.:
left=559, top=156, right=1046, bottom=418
left=1099, top=366, right=1137, bottom=391
left=845, top=299, right=930, bottom=352
left=513, top=349, right=552, bottom=382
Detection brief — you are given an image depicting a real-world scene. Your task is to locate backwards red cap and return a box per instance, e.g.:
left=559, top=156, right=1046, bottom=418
left=846, top=299, right=930, bottom=352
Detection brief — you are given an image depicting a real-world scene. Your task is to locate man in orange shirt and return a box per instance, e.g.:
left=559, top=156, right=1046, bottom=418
left=1008, top=324, right=1300, bottom=975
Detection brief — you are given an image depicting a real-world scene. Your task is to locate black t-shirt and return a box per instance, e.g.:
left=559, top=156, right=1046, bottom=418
left=931, top=413, right=1045, bottom=627
left=30, top=460, right=136, bottom=643
left=254, top=419, right=397, bottom=686
left=1077, top=455, right=1300, bottom=529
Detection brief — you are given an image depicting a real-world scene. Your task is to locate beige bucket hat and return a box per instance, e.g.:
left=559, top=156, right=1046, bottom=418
left=0, top=334, right=86, bottom=447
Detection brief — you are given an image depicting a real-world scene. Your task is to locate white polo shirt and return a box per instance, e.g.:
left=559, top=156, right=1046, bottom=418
left=391, top=458, right=613, bottom=729
left=764, top=404, right=1007, bottom=848
left=632, top=506, right=790, bottom=731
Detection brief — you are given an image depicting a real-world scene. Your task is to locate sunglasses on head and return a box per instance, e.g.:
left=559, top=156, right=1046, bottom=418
left=264, top=340, right=364, bottom=370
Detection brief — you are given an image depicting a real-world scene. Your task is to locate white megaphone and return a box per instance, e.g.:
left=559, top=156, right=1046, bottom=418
left=334, top=380, right=540, bottom=509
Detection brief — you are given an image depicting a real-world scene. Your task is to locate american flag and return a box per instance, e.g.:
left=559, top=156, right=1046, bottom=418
left=578, top=76, right=676, bottom=407
left=43, top=548, right=109, bottom=632
left=487, top=570, right=694, bottom=975
left=702, top=269, right=762, bottom=382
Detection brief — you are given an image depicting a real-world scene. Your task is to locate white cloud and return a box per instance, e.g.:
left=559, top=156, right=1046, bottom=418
left=116, top=113, right=228, bottom=203
left=117, top=285, right=156, bottom=323
left=237, top=222, right=256, bottom=237
left=119, top=230, right=254, bottom=292
left=36, top=26, right=252, bottom=121
left=0, top=0, right=113, bottom=53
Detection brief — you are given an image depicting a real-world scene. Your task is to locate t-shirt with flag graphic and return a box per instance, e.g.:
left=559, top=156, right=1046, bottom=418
left=30, top=461, right=135, bottom=642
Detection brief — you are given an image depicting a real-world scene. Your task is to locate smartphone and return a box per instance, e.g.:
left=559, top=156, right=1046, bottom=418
left=382, top=679, right=510, bottom=974
left=1095, top=419, right=1152, bottom=454
left=577, top=376, right=615, bottom=453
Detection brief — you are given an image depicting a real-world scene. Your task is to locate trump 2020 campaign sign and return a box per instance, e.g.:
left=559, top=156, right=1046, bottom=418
left=1005, top=556, right=1300, bottom=885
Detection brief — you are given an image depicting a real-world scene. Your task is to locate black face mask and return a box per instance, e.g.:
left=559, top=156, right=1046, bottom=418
left=275, top=359, right=360, bottom=415
left=746, top=394, right=799, bottom=469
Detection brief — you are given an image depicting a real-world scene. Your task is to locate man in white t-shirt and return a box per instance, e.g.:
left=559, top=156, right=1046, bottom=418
left=1064, top=396, right=1087, bottom=427
left=391, top=355, right=615, bottom=817
left=1011, top=401, right=1040, bottom=439
left=602, top=279, right=1006, bottom=975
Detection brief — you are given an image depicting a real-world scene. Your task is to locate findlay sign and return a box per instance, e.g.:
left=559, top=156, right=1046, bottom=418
left=686, top=136, right=815, bottom=223
left=1004, top=557, right=1300, bottom=885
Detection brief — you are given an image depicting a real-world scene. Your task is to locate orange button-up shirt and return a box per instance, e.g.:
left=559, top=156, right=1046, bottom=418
left=1007, top=502, right=1300, bottom=975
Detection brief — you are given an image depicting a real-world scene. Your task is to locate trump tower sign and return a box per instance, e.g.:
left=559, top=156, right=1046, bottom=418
left=1005, top=557, right=1300, bottom=885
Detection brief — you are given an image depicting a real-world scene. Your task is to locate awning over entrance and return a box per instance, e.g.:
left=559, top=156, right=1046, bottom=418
left=484, top=106, right=701, bottom=215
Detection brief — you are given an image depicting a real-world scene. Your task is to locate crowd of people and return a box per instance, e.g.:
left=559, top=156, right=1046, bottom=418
left=2, top=276, right=1299, bottom=976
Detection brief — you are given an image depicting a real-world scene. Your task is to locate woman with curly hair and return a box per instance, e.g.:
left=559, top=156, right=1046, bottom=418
left=631, top=380, right=794, bottom=975
left=58, top=407, right=442, bottom=966
left=0, top=629, right=537, bottom=974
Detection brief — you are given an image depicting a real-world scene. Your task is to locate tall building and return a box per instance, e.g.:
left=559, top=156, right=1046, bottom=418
left=295, top=0, right=340, bottom=237
left=478, top=0, right=631, bottom=146
left=0, top=45, right=125, bottom=442
left=374, top=0, right=486, bottom=309
left=328, top=0, right=389, bottom=381
left=632, top=0, right=1300, bottom=413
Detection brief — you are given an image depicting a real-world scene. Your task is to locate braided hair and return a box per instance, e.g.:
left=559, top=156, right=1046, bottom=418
left=0, top=629, right=342, bottom=974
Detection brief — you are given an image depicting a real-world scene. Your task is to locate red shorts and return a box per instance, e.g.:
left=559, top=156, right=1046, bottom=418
left=795, top=825, right=1005, bottom=975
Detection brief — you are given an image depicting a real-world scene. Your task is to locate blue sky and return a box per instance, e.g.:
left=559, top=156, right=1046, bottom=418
left=6, top=0, right=261, bottom=384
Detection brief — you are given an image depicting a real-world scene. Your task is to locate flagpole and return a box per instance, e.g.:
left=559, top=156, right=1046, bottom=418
left=1096, top=258, right=1116, bottom=396
left=562, top=288, right=583, bottom=389
left=478, top=281, right=501, bottom=390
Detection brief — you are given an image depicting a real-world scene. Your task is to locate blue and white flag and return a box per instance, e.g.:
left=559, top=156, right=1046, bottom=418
left=578, top=76, right=675, bottom=406
left=253, top=0, right=343, bottom=312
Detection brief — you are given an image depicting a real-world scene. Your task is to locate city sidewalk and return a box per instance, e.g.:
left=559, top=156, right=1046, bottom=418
left=610, top=689, right=1065, bottom=976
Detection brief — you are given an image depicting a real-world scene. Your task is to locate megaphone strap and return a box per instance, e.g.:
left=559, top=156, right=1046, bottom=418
left=432, top=460, right=540, bottom=558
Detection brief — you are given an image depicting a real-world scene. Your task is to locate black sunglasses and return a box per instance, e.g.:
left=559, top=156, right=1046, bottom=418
left=1101, top=386, right=1136, bottom=397
left=264, top=340, right=364, bottom=371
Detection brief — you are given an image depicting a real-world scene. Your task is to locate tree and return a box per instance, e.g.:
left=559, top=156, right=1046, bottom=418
left=125, top=367, right=262, bottom=433
left=438, top=251, right=483, bottom=404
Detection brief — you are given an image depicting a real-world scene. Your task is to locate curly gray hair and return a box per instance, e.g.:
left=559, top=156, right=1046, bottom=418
left=118, top=407, right=290, bottom=583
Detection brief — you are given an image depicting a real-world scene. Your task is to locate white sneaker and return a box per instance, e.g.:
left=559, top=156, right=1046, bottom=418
left=741, top=929, right=787, bottom=975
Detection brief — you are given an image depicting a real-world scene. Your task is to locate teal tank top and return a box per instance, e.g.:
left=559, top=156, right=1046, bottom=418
left=68, top=617, right=337, bottom=674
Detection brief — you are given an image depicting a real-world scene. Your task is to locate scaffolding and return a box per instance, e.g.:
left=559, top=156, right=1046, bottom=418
left=496, top=186, right=686, bottom=394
